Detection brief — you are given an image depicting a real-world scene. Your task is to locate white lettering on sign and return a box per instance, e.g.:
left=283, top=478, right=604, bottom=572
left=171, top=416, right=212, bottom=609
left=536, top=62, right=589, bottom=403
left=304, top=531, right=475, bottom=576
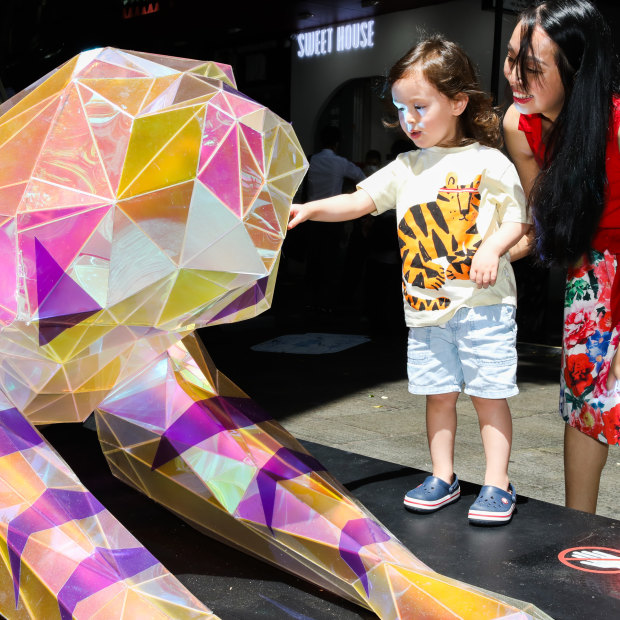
left=296, top=20, right=374, bottom=58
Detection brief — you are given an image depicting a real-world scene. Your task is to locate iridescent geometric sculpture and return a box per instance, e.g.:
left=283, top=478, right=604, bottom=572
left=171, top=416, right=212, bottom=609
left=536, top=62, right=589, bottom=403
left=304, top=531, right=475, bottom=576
left=0, top=48, right=548, bottom=619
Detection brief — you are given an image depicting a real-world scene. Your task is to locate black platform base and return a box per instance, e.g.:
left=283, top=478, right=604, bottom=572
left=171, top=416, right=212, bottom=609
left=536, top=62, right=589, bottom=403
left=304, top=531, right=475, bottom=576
left=35, top=424, right=620, bottom=620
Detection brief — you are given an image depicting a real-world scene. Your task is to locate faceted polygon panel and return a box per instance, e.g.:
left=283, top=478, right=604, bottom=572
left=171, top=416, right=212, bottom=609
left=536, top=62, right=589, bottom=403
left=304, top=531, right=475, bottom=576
left=0, top=47, right=306, bottom=424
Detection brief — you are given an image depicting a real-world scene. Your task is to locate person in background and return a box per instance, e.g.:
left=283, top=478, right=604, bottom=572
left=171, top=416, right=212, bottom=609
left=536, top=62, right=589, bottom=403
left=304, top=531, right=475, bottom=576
left=307, top=125, right=366, bottom=201
left=290, top=36, right=529, bottom=525
left=362, top=149, right=382, bottom=176
left=503, top=0, right=620, bottom=515
left=304, top=126, right=366, bottom=314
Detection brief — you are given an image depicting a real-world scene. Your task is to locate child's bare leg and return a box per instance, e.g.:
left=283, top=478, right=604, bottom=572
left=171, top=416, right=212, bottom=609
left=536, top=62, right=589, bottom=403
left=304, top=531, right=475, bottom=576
left=470, top=396, right=512, bottom=490
left=426, top=392, right=459, bottom=483
left=564, top=423, right=608, bottom=513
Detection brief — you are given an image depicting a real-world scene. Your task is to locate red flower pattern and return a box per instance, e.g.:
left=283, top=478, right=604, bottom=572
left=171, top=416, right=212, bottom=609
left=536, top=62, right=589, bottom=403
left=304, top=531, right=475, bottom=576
left=571, top=401, right=604, bottom=438
left=603, top=404, right=620, bottom=445
left=563, top=250, right=619, bottom=445
left=564, top=309, right=598, bottom=349
left=593, top=359, right=611, bottom=398
left=564, top=353, right=595, bottom=396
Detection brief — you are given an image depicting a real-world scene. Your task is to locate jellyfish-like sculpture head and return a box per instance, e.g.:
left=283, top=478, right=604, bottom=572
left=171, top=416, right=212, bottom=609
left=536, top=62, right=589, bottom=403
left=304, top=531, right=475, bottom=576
left=0, top=48, right=307, bottom=423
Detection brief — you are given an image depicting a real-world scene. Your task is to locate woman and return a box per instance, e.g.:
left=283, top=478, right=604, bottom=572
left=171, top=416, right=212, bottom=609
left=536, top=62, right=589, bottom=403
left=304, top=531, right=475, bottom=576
left=503, top=0, right=620, bottom=514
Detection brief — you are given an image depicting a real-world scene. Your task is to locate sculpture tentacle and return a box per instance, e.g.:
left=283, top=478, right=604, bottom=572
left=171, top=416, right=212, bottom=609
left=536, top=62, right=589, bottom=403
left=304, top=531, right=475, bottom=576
left=95, top=334, right=543, bottom=619
left=0, top=392, right=218, bottom=620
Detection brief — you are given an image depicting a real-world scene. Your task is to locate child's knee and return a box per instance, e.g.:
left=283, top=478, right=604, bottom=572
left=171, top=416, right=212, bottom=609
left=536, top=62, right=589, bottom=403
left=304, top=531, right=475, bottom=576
left=426, top=392, right=459, bottom=406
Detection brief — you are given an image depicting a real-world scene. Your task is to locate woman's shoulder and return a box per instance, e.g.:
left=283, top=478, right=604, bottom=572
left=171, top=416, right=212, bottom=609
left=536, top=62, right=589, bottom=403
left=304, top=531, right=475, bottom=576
left=502, top=103, right=521, bottom=132
left=503, top=104, right=537, bottom=160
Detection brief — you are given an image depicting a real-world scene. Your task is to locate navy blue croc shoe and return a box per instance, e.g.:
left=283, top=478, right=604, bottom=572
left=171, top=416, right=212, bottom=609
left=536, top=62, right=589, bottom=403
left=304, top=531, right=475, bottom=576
left=404, top=475, right=460, bottom=513
left=468, top=483, right=516, bottom=525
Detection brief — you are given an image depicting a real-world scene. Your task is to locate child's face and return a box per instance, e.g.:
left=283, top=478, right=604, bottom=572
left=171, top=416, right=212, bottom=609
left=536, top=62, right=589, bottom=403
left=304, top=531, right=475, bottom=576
left=392, top=70, right=467, bottom=149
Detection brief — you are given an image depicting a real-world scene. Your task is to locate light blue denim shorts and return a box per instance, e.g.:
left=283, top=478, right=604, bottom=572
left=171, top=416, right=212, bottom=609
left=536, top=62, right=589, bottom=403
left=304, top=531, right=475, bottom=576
left=407, top=304, right=518, bottom=398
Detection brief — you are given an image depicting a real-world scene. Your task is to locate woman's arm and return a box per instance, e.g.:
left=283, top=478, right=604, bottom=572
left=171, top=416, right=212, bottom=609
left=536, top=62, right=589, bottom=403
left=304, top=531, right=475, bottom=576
left=288, top=189, right=377, bottom=229
left=503, top=104, right=541, bottom=261
left=503, top=105, right=541, bottom=199
left=508, top=227, right=536, bottom=262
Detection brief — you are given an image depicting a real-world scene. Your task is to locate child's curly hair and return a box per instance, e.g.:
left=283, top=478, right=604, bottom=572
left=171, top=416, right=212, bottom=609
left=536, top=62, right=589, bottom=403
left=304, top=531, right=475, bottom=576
left=384, top=35, right=501, bottom=149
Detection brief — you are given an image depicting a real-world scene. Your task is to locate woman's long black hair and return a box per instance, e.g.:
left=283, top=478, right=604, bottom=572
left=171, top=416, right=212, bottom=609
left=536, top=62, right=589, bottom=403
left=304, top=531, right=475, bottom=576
left=514, top=0, right=617, bottom=267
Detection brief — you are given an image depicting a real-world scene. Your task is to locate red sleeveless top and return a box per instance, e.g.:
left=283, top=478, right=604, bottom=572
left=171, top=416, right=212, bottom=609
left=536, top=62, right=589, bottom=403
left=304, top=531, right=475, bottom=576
left=518, top=96, right=620, bottom=248
left=519, top=96, right=620, bottom=320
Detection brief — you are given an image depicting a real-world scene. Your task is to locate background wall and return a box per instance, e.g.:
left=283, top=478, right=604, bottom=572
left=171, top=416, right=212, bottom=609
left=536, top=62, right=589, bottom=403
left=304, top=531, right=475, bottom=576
left=291, top=0, right=519, bottom=159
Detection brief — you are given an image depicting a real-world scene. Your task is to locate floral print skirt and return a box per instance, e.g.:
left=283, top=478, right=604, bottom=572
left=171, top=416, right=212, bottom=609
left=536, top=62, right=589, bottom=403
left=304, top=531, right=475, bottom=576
left=561, top=249, right=620, bottom=446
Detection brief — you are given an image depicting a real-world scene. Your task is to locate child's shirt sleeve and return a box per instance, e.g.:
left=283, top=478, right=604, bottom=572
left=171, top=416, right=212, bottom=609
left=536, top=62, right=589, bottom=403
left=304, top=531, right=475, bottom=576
left=486, top=160, right=530, bottom=225
left=357, top=157, right=403, bottom=215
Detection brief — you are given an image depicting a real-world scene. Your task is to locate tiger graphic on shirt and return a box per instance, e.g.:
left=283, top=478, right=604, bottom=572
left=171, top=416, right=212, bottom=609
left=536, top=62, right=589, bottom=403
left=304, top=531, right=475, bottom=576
left=398, top=172, right=482, bottom=311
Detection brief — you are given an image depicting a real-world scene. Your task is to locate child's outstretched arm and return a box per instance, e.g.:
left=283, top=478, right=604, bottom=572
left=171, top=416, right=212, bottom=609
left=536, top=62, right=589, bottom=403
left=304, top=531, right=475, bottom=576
left=288, top=189, right=376, bottom=229
left=470, top=222, right=531, bottom=288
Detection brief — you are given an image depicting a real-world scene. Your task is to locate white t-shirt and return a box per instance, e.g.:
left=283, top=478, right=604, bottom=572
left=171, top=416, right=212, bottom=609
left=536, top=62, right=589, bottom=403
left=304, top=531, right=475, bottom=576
left=358, top=143, right=527, bottom=327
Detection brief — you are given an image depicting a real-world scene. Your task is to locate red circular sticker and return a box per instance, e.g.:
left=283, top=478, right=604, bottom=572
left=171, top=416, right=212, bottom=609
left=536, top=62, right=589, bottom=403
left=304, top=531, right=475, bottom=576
left=558, top=547, right=620, bottom=574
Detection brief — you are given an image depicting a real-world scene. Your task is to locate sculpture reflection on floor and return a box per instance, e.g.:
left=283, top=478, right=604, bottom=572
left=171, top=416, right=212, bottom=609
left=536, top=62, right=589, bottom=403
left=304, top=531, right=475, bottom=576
left=0, top=49, right=549, bottom=619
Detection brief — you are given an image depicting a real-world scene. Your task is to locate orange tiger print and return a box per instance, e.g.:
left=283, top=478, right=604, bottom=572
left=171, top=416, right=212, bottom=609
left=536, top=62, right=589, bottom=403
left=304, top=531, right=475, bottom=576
left=398, top=173, right=482, bottom=311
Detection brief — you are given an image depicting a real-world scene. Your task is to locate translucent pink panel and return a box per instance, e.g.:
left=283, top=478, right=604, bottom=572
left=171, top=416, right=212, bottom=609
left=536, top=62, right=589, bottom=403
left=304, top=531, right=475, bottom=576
left=222, top=90, right=264, bottom=120
left=0, top=182, right=27, bottom=217
left=78, top=77, right=153, bottom=117
left=76, top=84, right=134, bottom=194
left=92, top=49, right=153, bottom=77
left=19, top=180, right=108, bottom=213
left=205, top=91, right=234, bottom=117
left=18, top=205, right=112, bottom=311
left=239, top=131, right=264, bottom=214
left=198, top=125, right=241, bottom=217
left=114, top=50, right=181, bottom=79
left=77, top=59, right=147, bottom=80
left=0, top=218, right=17, bottom=324
left=0, top=97, right=61, bottom=188
left=198, top=106, right=235, bottom=172
left=239, top=124, right=264, bottom=174
left=127, top=51, right=207, bottom=74
left=32, top=85, right=113, bottom=199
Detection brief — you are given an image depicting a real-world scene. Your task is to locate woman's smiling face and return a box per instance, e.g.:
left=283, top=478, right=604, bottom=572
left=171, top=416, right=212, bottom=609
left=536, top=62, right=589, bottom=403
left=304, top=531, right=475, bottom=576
left=504, top=24, right=566, bottom=122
